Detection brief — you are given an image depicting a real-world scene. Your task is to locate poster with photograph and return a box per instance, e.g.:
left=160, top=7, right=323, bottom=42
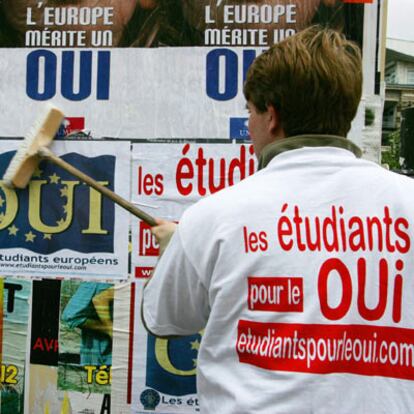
left=58, top=280, right=113, bottom=396
left=0, top=277, right=31, bottom=414
left=28, top=279, right=117, bottom=414
left=0, top=140, right=130, bottom=279
left=0, top=1, right=374, bottom=144
left=0, top=1, right=366, bottom=49
left=131, top=142, right=257, bottom=277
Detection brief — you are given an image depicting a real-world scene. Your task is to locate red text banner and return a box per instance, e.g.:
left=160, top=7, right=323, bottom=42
left=248, top=277, right=303, bottom=312
left=237, top=320, right=414, bottom=381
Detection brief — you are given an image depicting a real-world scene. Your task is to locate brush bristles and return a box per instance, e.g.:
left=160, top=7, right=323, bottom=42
left=3, top=104, right=64, bottom=189
left=3, top=137, right=34, bottom=187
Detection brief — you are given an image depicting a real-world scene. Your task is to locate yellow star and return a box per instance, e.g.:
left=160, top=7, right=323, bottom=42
left=43, top=234, right=52, bottom=240
left=190, top=340, right=200, bottom=351
left=56, top=218, right=66, bottom=226
left=0, top=196, right=4, bottom=207
left=25, top=231, right=36, bottom=242
left=192, top=358, right=198, bottom=368
left=49, top=173, right=60, bottom=184
left=33, top=166, right=43, bottom=178
left=63, top=204, right=69, bottom=214
left=8, top=225, right=19, bottom=236
left=60, top=186, right=68, bottom=198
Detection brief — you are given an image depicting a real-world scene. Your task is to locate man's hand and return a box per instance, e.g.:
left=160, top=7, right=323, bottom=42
left=151, top=219, right=178, bottom=256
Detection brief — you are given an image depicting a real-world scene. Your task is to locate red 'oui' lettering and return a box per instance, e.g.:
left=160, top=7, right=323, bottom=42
left=318, top=258, right=403, bottom=323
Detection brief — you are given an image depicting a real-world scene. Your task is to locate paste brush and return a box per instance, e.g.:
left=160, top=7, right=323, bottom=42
left=2, top=104, right=157, bottom=226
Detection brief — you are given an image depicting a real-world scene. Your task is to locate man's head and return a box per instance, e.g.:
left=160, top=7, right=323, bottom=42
left=244, top=25, right=362, bottom=156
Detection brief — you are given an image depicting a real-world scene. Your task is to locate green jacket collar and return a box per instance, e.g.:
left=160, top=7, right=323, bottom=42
left=258, top=134, right=363, bottom=170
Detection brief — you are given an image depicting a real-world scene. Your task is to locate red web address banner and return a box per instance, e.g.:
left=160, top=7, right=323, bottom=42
left=237, top=320, right=414, bottom=380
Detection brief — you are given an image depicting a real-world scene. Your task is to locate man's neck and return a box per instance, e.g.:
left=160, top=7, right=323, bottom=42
left=258, top=134, right=362, bottom=170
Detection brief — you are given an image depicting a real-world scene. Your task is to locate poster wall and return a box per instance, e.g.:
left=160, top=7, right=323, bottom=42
left=0, top=1, right=384, bottom=412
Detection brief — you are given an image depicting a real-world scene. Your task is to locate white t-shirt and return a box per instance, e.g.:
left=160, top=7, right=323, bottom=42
left=143, top=144, right=414, bottom=414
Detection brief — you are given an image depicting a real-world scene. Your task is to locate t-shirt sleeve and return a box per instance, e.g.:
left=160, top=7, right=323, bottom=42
left=141, top=226, right=210, bottom=337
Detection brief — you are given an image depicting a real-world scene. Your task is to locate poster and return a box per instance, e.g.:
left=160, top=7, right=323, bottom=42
left=29, top=279, right=117, bottom=414
left=0, top=140, right=130, bottom=279
left=0, top=277, right=31, bottom=414
left=132, top=280, right=201, bottom=414
left=110, top=282, right=133, bottom=414
left=0, top=1, right=375, bottom=148
left=28, top=364, right=111, bottom=414
left=131, top=142, right=257, bottom=277
left=58, top=280, right=113, bottom=395
left=0, top=1, right=366, bottom=48
left=130, top=142, right=258, bottom=412
left=30, top=279, right=61, bottom=367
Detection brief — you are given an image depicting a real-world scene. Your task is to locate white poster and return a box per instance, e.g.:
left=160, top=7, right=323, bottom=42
left=131, top=142, right=257, bottom=277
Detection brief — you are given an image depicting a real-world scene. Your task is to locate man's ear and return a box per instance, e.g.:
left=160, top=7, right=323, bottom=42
left=267, top=105, right=280, bottom=136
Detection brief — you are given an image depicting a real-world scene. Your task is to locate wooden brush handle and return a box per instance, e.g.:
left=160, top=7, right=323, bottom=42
left=38, top=147, right=157, bottom=227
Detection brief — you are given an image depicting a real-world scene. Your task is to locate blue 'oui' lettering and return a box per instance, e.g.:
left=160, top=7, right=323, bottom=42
left=206, top=49, right=257, bottom=101
left=61, top=51, right=91, bottom=101
left=26, top=50, right=111, bottom=101
left=26, top=50, right=57, bottom=100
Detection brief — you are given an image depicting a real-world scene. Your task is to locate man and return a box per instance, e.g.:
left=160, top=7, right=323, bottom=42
left=142, top=26, right=414, bottom=413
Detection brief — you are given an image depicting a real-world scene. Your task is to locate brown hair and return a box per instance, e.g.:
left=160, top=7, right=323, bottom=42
left=243, top=26, right=362, bottom=137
